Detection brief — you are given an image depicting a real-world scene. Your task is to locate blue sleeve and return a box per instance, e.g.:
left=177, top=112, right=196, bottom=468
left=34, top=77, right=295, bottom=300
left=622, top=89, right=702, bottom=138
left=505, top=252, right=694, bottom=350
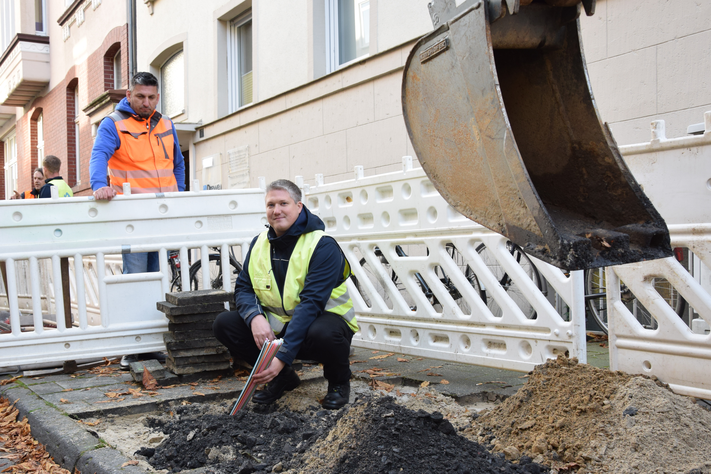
left=276, top=237, right=345, bottom=366
left=89, top=118, right=121, bottom=191
left=234, top=236, right=264, bottom=326
left=171, top=122, right=186, bottom=191
left=38, top=184, right=52, bottom=199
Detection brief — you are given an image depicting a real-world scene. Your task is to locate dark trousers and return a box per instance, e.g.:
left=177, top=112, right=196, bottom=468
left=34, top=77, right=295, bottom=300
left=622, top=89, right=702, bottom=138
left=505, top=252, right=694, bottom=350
left=213, top=310, right=354, bottom=385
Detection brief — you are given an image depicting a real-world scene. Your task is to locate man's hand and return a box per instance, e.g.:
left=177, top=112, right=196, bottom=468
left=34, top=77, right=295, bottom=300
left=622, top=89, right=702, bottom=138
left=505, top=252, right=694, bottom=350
left=250, top=314, right=275, bottom=349
left=252, top=357, right=285, bottom=385
left=9, top=190, right=19, bottom=200
left=93, top=186, right=117, bottom=201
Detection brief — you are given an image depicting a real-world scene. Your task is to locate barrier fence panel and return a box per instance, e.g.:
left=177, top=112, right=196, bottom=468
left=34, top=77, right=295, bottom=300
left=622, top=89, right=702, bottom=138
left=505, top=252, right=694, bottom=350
left=609, top=112, right=711, bottom=399
left=304, top=159, right=586, bottom=372
left=0, top=188, right=265, bottom=370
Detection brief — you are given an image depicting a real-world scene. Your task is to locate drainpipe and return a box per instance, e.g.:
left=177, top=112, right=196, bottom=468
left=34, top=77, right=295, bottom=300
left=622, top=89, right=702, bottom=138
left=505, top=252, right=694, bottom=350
left=127, top=0, right=137, bottom=78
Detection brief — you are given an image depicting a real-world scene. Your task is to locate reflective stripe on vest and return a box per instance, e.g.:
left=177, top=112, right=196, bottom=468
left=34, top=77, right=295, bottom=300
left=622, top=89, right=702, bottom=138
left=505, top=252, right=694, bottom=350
left=248, top=230, right=358, bottom=335
left=50, top=179, right=73, bottom=198
left=107, top=111, right=178, bottom=194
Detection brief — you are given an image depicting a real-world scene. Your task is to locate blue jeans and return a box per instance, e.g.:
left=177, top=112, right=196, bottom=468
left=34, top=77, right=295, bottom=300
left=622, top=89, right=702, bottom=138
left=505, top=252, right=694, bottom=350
left=122, top=252, right=160, bottom=274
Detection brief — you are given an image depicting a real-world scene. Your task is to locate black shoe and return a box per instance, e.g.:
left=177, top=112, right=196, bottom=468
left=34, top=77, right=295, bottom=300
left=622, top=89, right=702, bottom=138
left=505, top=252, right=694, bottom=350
left=322, top=382, right=350, bottom=410
left=120, top=354, right=140, bottom=370
left=252, top=366, right=301, bottom=404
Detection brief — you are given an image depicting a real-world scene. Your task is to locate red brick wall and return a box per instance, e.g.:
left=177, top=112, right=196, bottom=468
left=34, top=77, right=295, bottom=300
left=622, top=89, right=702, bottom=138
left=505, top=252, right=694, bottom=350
left=3, top=24, right=128, bottom=199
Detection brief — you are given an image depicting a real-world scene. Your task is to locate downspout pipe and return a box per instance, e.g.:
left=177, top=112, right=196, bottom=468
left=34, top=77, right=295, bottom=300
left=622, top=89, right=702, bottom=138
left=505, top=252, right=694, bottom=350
left=127, top=0, right=137, bottom=78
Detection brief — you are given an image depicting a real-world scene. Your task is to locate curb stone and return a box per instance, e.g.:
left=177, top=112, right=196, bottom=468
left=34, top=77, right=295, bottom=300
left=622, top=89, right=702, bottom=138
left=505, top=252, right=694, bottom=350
left=1, top=383, right=149, bottom=473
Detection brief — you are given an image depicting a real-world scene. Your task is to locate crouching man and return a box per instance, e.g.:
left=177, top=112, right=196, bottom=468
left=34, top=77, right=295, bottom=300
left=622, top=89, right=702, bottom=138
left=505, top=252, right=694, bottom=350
left=213, top=179, right=358, bottom=409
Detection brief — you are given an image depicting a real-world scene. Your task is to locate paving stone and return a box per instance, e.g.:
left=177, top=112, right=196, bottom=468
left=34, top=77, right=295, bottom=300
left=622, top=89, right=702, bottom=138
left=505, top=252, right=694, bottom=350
left=167, top=353, right=231, bottom=366
left=166, top=359, right=231, bottom=375
left=170, top=329, right=216, bottom=340
left=164, top=311, right=222, bottom=324
left=21, top=381, right=65, bottom=395
left=156, top=300, right=226, bottom=316
left=164, top=332, right=223, bottom=348
left=167, top=346, right=228, bottom=358
left=54, top=373, right=133, bottom=390
left=165, top=289, right=231, bottom=306
left=168, top=319, right=215, bottom=331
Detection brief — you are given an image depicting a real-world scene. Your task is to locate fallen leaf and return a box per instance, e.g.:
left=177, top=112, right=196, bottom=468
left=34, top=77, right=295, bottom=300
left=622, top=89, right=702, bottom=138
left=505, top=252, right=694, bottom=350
left=397, top=358, right=409, bottom=362
left=0, top=376, right=21, bottom=386
left=83, top=420, right=101, bottom=426
left=121, top=460, right=139, bottom=467
left=181, top=400, right=191, bottom=405
left=418, top=365, right=443, bottom=372
left=370, top=380, right=394, bottom=392
left=349, top=360, right=367, bottom=365
left=59, top=399, right=70, bottom=404
left=104, top=392, right=122, bottom=398
left=62, top=388, right=74, bottom=392
left=142, top=367, right=158, bottom=390
left=371, top=351, right=380, bottom=354
left=440, top=379, right=450, bottom=385
left=370, top=353, right=395, bottom=360
left=420, top=381, right=430, bottom=388
left=194, top=392, right=205, bottom=396
left=188, top=382, right=199, bottom=386
left=426, top=373, right=442, bottom=377
left=95, top=398, right=125, bottom=403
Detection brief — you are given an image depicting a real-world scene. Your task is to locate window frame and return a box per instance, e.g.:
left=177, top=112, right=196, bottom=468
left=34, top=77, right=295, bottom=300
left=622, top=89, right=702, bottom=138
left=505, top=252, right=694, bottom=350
left=113, top=50, right=122, bottom=89
left=325, top=0, right=370, bottom=73
left=3, top=132, right=17, bottom=199
left=160, top=49, right=185, bottom=118
left=36, top=114, right=44, bottom=164
left=73, top=86, right=80, bottom=185
left=227, top=10, right=253, bottom=113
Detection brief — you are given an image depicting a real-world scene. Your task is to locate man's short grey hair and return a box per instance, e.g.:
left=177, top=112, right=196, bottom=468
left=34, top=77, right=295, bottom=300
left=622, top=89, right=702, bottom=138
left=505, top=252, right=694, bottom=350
left=266, top=179, right=302, bottom=204
left=130, top=72, right=159, bottom=91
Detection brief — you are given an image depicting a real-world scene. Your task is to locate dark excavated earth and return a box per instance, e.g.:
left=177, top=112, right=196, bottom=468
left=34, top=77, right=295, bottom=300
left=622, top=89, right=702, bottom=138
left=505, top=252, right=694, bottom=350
left=140, top=395, right=547, bottom=474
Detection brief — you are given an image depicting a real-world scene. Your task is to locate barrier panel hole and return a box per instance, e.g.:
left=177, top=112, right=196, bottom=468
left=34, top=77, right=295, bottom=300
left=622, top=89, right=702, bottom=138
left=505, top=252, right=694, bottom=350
left=360, top=189, right=368, bottom=204
left=431, top=243, right=482, bottom=317
left=261, top=217, right=268, bottom=226
left=126, top=225, right=134, bottom=234
left=376, top=185, right=394, bottom=202
left=548, top=346, right=568, bottom=358
left=229, top=200, right=238, bottom=210
left=420, top=180, right=438, bottom=197
left=159, top=204, right=168, bottom=214
left=483, top=339, right=507, bottom=353
left=398, top=208, right=418, bottom=226
left=135, top=336, right=141, bottom=342
left=54, top=229, right=63, bottom=238
left=88, top=208, right=97, bottom=218
left=642, top=360, right=652, bottom=371
left=385, top=328, right=402, bottom=341
left=381, top=212, right=390, bottom=227
left=459, top=335, right=471, bottom=351
left=324, top=217, right=337, bottom=231
left=367, top=325, right=377, bottom=340
left=324, top=195, right=332, bottom=209
left=195, top=221, right=203, bottom=229
left=342, top=216, right=351, bottom=230
left=308, top=197, right=319, bottom=210
left=64, top=343, right=70, bottom=349
left=350, top=246, right=394, bottom=310
left=358, top=213, right=374, bottom=229
left=519, top=340, right=533, bottom=359
left=427, top=207, right=438, bottom=223
left=338, top=192, right=354, bottom=207
left=410, top=329, right=420, bottom=344
left=12, top=212, right=22, bottom=222
left=402, top=183, right=412, bottom=199
left=429, top=333, right=450, bottom=347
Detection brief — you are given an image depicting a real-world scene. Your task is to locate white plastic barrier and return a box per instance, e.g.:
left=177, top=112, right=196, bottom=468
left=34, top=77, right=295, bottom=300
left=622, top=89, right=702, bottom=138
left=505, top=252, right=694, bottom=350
left=609, top=112, right=711, bottom=399
left=305, top=159, right=586, bottom=372
left=0, top=189, right=265, bottom=370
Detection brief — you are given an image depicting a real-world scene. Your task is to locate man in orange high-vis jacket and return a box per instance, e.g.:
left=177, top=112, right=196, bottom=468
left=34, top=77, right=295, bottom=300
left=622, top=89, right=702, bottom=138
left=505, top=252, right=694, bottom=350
left=89, top=72, right=184, bottom=370
left=10, top=167, right=44, bottom=199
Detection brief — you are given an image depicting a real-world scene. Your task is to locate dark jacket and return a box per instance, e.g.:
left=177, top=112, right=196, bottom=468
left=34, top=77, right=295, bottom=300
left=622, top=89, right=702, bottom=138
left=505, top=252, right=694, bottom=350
left=234, top=205, right=348, bottom=366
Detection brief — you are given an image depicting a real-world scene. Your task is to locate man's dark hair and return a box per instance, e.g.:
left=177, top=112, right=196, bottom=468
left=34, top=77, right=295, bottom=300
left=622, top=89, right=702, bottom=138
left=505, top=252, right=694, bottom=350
left=34, top=167, right=44, bottom=176
left=130, top=72, right=159, bottom=91
left=43, top=155, right=62, bottom=174
left=266, top=179, right=302, bottom=204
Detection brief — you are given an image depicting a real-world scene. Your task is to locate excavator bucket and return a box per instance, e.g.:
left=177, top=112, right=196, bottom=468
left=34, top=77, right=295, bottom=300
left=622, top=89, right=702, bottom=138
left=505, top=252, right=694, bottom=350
left=402, top=0, right=672, bottom=270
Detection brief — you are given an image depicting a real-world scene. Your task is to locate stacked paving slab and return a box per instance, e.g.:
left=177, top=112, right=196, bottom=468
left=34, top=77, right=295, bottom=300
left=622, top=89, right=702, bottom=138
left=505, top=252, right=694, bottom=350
left=156, top=289, right=232, bottom=376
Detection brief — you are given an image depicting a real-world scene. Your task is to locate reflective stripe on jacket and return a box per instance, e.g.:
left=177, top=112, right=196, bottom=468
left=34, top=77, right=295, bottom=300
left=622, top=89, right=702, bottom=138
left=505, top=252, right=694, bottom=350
left=106, top=110, right=178, bottom=194
left=248, top=229, right=358, bottom=334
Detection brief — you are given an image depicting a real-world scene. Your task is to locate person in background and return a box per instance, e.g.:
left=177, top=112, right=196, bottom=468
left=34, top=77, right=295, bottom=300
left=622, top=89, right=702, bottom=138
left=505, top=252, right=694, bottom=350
left=39, top=156, right=73, bottom=198
left=89, top=71, right=185, bottom=369
left=10, top=168, right=44, bottom=199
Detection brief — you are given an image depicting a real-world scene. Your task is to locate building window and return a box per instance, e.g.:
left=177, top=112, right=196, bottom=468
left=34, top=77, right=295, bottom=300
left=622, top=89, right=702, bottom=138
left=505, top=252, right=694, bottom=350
left=3, top=132, right=17, bottom=200
left=161, top=50, right=185, bottom=118
left=74, top=86, right=80, bottom=184
left=113, top=50, right=122, bottom=89
left=326, top=0, right=369, bottom=72
left=35, top=0, right=46, bottom=35
left=36, top=114, right=44, bottom=164
left=228, top=11, right=252, bottom=112
left=1, top=0, right=16, bottom=53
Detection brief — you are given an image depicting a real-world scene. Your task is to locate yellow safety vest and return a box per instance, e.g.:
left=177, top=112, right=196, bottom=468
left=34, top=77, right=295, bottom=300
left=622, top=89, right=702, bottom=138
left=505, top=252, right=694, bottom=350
left=248, top=230, right=358, bottom=335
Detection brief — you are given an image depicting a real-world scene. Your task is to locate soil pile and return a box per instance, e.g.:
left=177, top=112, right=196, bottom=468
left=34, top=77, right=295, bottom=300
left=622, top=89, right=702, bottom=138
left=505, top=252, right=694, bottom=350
left=468, top=356, right=711, bottom=474
left=142, top=396, right=547, bottom=474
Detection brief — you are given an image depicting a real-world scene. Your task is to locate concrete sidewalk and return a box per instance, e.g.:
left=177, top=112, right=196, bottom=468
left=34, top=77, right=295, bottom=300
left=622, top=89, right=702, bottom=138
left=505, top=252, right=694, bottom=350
left=0, top=341, right=609, bottom=473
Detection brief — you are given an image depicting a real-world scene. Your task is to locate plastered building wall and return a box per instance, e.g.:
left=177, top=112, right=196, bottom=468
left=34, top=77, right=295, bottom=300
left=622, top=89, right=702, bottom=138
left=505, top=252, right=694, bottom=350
left=579, top=0, right=711, bottom=145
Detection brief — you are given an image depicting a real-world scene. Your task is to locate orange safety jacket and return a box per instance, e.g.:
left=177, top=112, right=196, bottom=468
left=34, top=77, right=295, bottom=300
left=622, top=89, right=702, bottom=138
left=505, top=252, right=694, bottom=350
left=23, top=189, right=38, bottom=199
left=106, top=110, right=179, bottom=194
